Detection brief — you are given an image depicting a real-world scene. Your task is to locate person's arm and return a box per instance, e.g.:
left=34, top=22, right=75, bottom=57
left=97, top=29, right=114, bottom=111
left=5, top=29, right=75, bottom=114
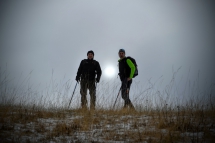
left=76, top=60, right=83, bottom=81
left=126, top=59, right=135, bottom=78
left=95, top=61, right=102, bottom=82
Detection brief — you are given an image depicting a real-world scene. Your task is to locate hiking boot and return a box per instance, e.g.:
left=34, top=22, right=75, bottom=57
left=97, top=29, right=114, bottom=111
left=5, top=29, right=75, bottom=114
left=90, top=105, right=95, bottom=111
left=129, top=102, right=135, bottom=109
left=123, top=102, right=127, bottom=108
left=81, top=104, right=88, bottom=110
left=129, top=103, right=137, bottom=113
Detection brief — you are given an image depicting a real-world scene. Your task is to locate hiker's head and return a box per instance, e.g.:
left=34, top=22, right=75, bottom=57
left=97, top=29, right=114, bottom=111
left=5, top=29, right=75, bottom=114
left=87, top=50, right=94, bottom=59
left=118, top=49, right=125, bottom=59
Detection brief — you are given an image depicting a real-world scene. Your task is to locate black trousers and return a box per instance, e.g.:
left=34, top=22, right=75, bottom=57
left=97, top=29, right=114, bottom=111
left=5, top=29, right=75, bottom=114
left=80, top=79, right=96, bottom=109
left=121, top=78, right=132, bottom=107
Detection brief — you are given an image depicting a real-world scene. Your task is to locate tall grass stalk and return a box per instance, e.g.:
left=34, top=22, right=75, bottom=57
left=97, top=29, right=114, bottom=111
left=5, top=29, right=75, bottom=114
left=0, top=70, right=215, bottom=142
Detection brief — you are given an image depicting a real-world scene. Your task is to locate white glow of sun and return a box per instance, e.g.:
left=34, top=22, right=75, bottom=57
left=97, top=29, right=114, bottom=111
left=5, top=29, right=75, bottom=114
left=104, top=66, right=115, bottom=77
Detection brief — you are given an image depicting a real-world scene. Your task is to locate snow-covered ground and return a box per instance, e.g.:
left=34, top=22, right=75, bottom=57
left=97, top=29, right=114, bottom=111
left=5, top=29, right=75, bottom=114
left=1, top=108, right=214, bottom=143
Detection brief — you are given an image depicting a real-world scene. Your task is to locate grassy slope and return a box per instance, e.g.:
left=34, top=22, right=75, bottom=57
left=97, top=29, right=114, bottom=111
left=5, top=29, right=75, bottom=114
left=0, top=103, right=215, bottom=143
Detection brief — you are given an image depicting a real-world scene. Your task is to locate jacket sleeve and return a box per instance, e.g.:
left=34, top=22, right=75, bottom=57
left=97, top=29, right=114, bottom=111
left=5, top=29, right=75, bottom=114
left=76, top=60, right=84, bottom=78
left=96, top=61, right=102, bottom=80
left=126, top=59, right=136, bottom=78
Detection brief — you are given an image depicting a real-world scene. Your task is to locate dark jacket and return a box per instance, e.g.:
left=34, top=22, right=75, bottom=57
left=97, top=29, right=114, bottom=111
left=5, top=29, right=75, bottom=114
left=76, top=59, right=102, bottom=81
left=118, top=57, right=135, bottom=81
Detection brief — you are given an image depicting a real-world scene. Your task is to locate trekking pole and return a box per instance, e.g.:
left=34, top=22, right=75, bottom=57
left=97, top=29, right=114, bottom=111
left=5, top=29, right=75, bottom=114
left=113, top=87, right=121, bottom=109
left=68, top=82, right=78, bottom=109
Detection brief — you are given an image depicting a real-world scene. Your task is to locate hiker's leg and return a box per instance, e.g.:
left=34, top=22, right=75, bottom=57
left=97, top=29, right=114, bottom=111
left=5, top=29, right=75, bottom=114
left=80, top=80, right=87, bottom=109
left=121, top=78, right=129, bottom=108
left=89, top=80, right=96, bottom=110
left=127, top=79, right=135, bottom=109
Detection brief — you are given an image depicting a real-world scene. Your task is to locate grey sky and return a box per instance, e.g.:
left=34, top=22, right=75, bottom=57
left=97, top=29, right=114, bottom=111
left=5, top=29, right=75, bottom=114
left=0, top=0, right=215, bottom=99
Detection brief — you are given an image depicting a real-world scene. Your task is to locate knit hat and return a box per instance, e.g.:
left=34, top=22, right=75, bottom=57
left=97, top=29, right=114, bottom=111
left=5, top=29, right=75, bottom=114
left=119, top=49, right=125, bottom=53
left=87, top=50, right=94, bottom=56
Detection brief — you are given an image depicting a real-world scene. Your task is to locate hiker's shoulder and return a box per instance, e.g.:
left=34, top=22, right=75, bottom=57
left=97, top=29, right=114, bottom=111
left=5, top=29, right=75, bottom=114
left=126, top=56, right=132, bottom=60
left=81, top=59, right=87, bottom=62
left=126, top=56, right=134, bottom=62
left=80, top=59, right=87, bottom=64
left=125, top=57, right=135, bottom=65
left=93, top=59, right=100, bottom=65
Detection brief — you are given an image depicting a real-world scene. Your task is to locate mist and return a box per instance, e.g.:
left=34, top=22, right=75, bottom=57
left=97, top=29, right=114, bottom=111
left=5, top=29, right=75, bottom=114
left=0, top=0, right=215, bottom=105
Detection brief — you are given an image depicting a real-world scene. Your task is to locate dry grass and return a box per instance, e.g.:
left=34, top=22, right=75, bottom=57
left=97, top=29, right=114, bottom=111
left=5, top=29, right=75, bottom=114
left=0, top=70, right=215, bottom=142
left=1, top=104, right=215, bottom=143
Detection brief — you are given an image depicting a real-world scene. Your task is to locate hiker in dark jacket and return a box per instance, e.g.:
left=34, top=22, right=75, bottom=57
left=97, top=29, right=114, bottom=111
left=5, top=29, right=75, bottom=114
left=118, top=49, right=135, bottom=109
left=75, top=50, right=102, bottom=110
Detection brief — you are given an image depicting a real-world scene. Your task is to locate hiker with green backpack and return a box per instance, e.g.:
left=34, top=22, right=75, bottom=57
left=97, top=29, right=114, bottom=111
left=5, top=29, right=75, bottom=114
left=118, top=49, right=138, bottom=110
left=75, top=50, right=102, bottom=110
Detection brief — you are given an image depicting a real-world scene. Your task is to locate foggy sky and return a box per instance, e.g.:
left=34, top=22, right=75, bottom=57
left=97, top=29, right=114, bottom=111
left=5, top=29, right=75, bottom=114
left=0, top=0, right=215, bottom=97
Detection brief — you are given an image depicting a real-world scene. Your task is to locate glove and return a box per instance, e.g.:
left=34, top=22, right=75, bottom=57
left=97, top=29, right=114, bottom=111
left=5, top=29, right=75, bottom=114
left=75, top=76, right=80, bottom=82
left=96, top=78, right=100, bottom=83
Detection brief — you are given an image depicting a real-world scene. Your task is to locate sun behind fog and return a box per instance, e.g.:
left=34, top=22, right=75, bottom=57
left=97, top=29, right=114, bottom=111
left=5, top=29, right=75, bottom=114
left=104, top=66, right=116, bottom=78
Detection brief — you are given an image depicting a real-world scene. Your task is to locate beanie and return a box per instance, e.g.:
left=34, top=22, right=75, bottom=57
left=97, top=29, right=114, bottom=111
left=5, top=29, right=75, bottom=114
left=119, top=49, right=125, bottom=53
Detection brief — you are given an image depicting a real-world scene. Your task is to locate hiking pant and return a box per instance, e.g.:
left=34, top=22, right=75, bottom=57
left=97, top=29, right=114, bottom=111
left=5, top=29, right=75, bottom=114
left=121, top=78, right=134, bottom=108
left=80, top=79, right=96, bottom=109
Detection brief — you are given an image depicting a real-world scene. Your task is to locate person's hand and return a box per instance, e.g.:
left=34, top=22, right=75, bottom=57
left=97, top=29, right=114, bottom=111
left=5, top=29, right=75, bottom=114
left=96, top=78, right=100, bottom=83
left=75, top=76, right=80, bottom=83
left=127, top=77, right=131, bottom=81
